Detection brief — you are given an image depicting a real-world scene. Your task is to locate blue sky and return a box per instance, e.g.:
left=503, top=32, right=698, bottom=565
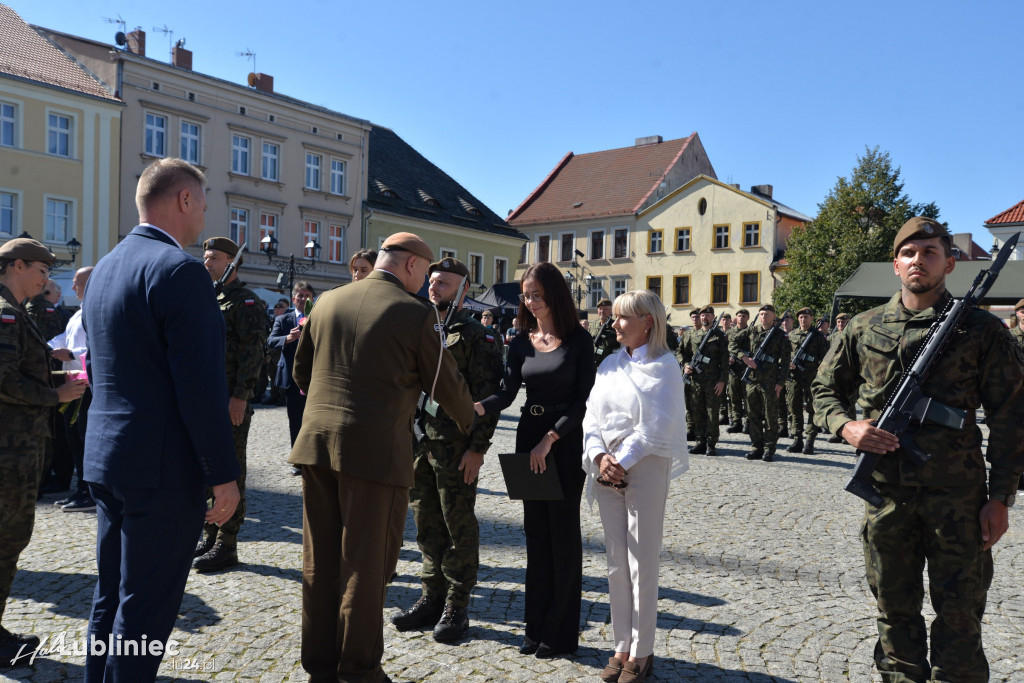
left=16, top=0, right=1024, bottom=248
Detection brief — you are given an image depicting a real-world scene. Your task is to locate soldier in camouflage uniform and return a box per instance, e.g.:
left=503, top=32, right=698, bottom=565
left=592, top=298, right=619, bottom=369
left=25, top=289, right=64, bottom=343
left=0, top=239, right=86, bottom=662
left=718, top=313, right=732, bottom=426
left=812, top=217, right=1024, bottom=683
left=786, top=307, right=830, bottom=455
left=392, top=257, right=503, bottom=644
left=725, top=309, right=750, bottom=433
left=776, top=313, right=793, bottom=438
left=193, top=238, right=267, bottom=573
left=1011, top=298, right=1024, bottom=352
left=825, top=311, right=853, bottom=443
left=679, top=307, right=700, bottom=440
left=730, top=304, right=790, bottom=461
left=679, top=305, right=728, bottom=455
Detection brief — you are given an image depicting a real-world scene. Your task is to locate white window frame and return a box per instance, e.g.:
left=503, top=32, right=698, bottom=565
left=305, top=153, right=322, bottom=191
left=259, top=212, right=277, bottom=244
left=536, top=233, right=551, bottom=263
left=494, top=256, right=508, bottom=284
left=468, top=252, right=484, bottom=285
left=47, top=110, right=73, bottom=158
left=612, top=277, right=627, bottom=300
left=260, top=141, right=279, bottom=182
left=328, top=223, right=345, bottom=263
left=743, top=221, right=761, bottom=248
left=519, top=242, right=527, bottom=265
left=613, top=227, right=629, bottom=259
left=303, top=220, right=320, bottom=248
left=588, top=228, right=605, bottom=260
left=587, top=277, right=605, bottom=309
left=232, top=135, right=250, bottom=175
left=557, top=231, right=575, bottom=263
left=43, top=195, right=74, bottom=243
left=0, top=188, right=20, bottom=237
left=180, top=120, right=201, bottom=164
left=0, top=100, right=18, bottom=148
left=143, top=112, right=165, bottom=157
left=330, top=158, right=346, bottom=195
left=439, top=247, right=457, bottom=260
left=675, top=227, right=691, bottom=252
left=229, top=207, right=248, bottom=246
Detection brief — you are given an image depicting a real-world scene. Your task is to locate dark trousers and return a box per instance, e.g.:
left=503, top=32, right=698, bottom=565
left=64, top=388, right=91, bottom=494
left=300, top=466, right=406, bottom=683
left=285, top=383, right=307, bottom=446
left=86, top=481, right=205, bottom=682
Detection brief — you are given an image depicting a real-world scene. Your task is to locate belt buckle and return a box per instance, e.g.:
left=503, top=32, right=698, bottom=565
left=529, top=405, right=544, bottom=416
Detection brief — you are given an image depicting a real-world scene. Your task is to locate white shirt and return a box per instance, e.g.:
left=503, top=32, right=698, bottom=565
left=48, top=309, right=87, bottom=371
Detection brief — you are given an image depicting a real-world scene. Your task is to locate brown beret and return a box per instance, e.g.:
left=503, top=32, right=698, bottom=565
left=381, top=232, right=434, bottom=261
left=203, top=237, right=239, bottom=258
left=836, top=312, right=851, bottom=321
left=0, top=238, right=55, bottom=265
left=689, top=307, right=700, bottom=316
left=699, top=305, right=715, bottom=315
left=596, top=298, right=612, bottom=307
left=796, top=307, right=814, bottom=317
left=735, top=309, right=749, bottom=316
left=893, top=217, right=950, bottom=255
left=1015, top=299, right=1024, bottom=312
left=428, top=256, right=469, bottom=279
left=759, top=304, right=776, bottom=313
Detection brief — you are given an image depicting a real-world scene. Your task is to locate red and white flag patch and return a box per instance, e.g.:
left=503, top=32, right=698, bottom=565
left=244, top=298, right=256, bottom=306
left=1, top=313, right=16, bottom=324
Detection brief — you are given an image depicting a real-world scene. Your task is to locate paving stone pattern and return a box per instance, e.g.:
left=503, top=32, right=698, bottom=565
left=3, top=395, right=1022, bottom=682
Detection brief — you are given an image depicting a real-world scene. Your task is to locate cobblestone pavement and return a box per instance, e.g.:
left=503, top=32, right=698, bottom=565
left=4, top=395, right=1023, bottom=682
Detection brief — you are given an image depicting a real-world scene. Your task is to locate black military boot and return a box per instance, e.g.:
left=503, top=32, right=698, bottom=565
left=746, top=445, right=764, bottom=461
left=432, top=603, right=469, bottom=643
left=192, top=542, right=238, bottom=573
left=787, top=438, right=804, bottom=453
left=802, top=438, right=816, bottom=455
left=719, top=414, right=730, bottom=425
left=194, top=531, right=216, bottom=558
left=0, top=626, right=40, bottom=665
left=690, top=439, right=707, bottom=455
left=391, top=594, right=444, bottom=632
left=762, top=445, right=777, bottom=462
left=778, top=426, right=789, bottom=438
left=686, top=429, right=695, bottom=441
left=726, top=420, right=742, bottom=434
left=706, top=442, right=718, bottom=456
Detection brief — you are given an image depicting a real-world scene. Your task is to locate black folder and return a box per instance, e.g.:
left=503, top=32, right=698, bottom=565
left=496, top=452, right=564, bottom=500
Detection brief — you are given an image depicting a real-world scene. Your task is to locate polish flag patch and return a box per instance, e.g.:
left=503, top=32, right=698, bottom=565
left=485, top=334, right=496, bottom=343
left=46, top=307, right=55, bottom=314
left=1, top=313, right=16, bottom=324
left=244, top=298, right=256, bottom=306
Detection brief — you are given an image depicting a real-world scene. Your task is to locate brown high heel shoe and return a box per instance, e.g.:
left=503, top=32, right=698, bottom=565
left=600, top=655, right=624, bottom=682
left=618, top=656, right=653, bottom=683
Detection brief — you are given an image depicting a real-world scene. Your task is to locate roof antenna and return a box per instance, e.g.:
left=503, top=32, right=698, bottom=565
left=152, top=24, right=174, bottom=61
left=103, top=15, right=127, bottom=47
left=236, top=49, right=256, bottom=75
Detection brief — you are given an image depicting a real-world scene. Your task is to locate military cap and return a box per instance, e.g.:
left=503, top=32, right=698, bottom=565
left=0, top=238, right=55, bottom=265
left=203, top=237, right=240, bottom=258
left=699, top=304, right=715, bottom=315
left=596, top=298, right=612, bottom=307
left=735, top=308, right=750, bottom=316
left=893, top=217, right=950, bottom=255
left=835, top=312, right=851, bottom=321
left=796, top=307, right=814, bottom=317
left=759, top=304, right=776, bottom=313
left=1015, top=299, right=1024, bottom=312
left=721, top=312, right=732, bottom=319
left=428, top=256, right=469, bottom=279
left=380, top=232, right=434, bottom=261
left=689, top=307, right=700, bottom=317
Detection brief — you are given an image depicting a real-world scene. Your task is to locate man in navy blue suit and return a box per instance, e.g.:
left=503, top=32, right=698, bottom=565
left=268, top=281, right=314, bottom=475
left=82, top=158, right=240, bottom=682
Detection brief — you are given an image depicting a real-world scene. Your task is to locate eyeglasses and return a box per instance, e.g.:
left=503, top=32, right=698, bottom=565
left=518, top=291, right=544, bottom=303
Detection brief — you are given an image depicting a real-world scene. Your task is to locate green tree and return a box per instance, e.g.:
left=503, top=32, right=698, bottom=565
left=774, top=146, right=941, bottom=317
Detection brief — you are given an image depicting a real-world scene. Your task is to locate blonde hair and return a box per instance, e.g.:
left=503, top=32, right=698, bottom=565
left=612, top=290, right=668, bottom=357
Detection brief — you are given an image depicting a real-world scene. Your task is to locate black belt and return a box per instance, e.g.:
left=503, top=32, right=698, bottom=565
left=521, top=402, right=570, bottom=416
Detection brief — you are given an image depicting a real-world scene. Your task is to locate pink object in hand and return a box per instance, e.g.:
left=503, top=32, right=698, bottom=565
left=67, top=370, right=89, bottom=384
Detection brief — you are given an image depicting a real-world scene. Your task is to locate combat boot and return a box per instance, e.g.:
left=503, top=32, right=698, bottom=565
left=778, top=426, right=789, bottom=438
left=719, top=414, right=730, bottom=425
left=192, top=542, right=238, bottom=573
left=391, top=594, right=444, bottom=632
left=706, top=443, right=718, bottom=456
left=762, top=446, right=777, bottom=462
left=803, top=437, right=816, bottom=455
left=690, top=439, right=707, bottom=455
left=194, top=531, right=216, bottom=558
left=432, top=603, right=469, bottom=643
left=787, top=438, right=804, bottom=453
left=686, top=429, right=695, bottom=441
left=726, top=421, right=742, bottom=434
left=746, top=445, right=764, bottom=461
left=0, top=626, right=40, bottom=665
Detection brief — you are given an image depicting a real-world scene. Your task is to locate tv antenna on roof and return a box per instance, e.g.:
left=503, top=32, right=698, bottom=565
left=102, top=15, right=127, bottom=47
left=236, top=49, right=256, bottom=75
left=152, top=24, right=174, bottom=60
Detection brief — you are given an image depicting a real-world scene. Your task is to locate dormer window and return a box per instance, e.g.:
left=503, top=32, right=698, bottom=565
left=418, top=189, right=440, bottom=208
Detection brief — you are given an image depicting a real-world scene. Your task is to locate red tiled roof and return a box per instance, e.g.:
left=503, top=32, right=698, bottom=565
left=508, top=135, right=697, bottom=226
left=0, top=4, right=118, bottom=102
left=985, top=199, right=1024, bottom=225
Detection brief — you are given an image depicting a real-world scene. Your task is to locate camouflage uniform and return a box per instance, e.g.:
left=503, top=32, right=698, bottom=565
left=730, top=322, right=790, bottom=455
left=592, top=317, right=619, bottom=369
left=202, top=280, right=266, bottom=548
left=776, top=329, right=790, bottom=436
left=1010, top=324, right=1024, bottom=353
left=812, top=291, right=1024, bottom=682
left=0, top=284, right=59, bottom=621
left=410, top=308, right=502, bottom=608
left=25, top=294, right=64, bottom=343
left=678, top=325, right=728, bottom=449
left=786, top=326, right=830, bottom=444
left=725, top=326, right=746, bottom=430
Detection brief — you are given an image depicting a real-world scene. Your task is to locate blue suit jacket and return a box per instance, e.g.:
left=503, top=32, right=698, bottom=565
left=268, top=310, right=299, bottom=389
left=82, top=225, right=239, bottom=489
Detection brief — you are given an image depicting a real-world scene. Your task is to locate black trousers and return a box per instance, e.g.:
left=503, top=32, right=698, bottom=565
left=285, top=383, right=307, bottom=446
left=64, top=388, right=92, bottom=494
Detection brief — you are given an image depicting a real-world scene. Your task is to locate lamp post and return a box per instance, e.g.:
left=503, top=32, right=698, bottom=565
left=260, top=233, right=322, bottom=293
left=564, top=248, right=592, bottom=310
left=16, top=232, right=80, bottom=270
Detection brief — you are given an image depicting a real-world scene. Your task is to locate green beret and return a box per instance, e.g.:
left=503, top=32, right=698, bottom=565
left=596, top=298, right=612, bottom=307
left=203, top=237, right=240, bottom=258
left=428, top=257, right=469, bottom=279
left=836, top=312, right=851, bottom=321
left=0, top=238, right=55, bottom=265
left=759, top=304, right=776, bottom=313
left=1015, top=299, right=1024, bottom=312
left=735, top=309, right=749, bottom=316
left=699, top=305, right=715, bottom=315
left=893, top=217, right=950, bottom=256
left=796, top=307, right=814, bottom=317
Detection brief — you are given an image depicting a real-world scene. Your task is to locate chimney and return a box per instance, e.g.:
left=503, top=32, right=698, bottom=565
left=252, top=73, right=274, bottom=94
left=126, top=29, right=145, bottom=56
left=172, top=46, right=192, bottom=70
left=635, top=135, right=663, bottom=147
left=751, top=184, right=774, bottom=199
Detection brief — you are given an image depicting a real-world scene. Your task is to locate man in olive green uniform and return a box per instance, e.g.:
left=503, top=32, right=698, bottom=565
left=731, top=304, right=790, bottom=461
left=0, top=239, right=86, bottom=662
left=25, top=288, right=64, bottom=343
left=393, top=258, right=503, bottom=644
left=718, top=313, right=733, bottom=426
left=592, top=298, right=619, bottom=369
left=826, top=311, right=853, bottom=443
left=1011, top=298, right=1024, bottom=352
left=726, top=309, right=750, bottom=433
left=194, top=237, right=267, bottom=573
left=679, top=305, right=728, bottom=455
left=786, top=307, right=830, bottom=454
left=679, top=307, right=700, bottom=440
left=812, top=217, right=1024, bottom=683
left=777, top=313, right=793, bottom=438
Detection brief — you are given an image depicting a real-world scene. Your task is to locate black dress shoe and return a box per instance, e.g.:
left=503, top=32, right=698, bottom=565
left=519, top=636, right=539, bottom=655
left=535, top=642, right=576, bottom=659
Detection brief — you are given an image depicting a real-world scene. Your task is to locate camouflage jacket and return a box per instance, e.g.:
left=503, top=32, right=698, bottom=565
left=677, top=326, right=729, bottom=384
left=1011, top=325, right=1024, bottom=354
left=592, top=317, right=620, bottom=368
left=219, top=280, right=267, bottom=402
left=811, top=291, right=1024, bottom=496
left=788, top=327, right=830, bottom=383
left=729, top=322, right=790, bottom=384
left=25, top=293, right=65, bottom=342
left=421, top=308, right=503, bottom=453
left=0, top=283, right=59, bottom=452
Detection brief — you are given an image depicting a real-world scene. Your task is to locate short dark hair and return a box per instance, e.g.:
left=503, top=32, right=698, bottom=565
left=349, top=249, right=377, bottom=268
left=293, top=281, right=315, bottom=297
left=518, top=262, right=578, bottom=341
left=136, top=158, right=206, bottom=214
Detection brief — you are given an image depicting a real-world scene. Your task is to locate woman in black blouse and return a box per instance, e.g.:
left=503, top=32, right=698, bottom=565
left=475, top=262, right=596, bottom=658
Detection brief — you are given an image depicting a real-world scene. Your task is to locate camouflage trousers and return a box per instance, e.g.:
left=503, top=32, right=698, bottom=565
left=745, top=379, right=781, bottom=448
left=786, top=376, right=819, bottom=440
left=410, top=438, right=479, bottom=608
left=203, top=408, right=251, bottom=547
left=728, top=372, right=745, bottom=421
left=862, top=483, right=993, bottom=683
left=689, top=379, right=722, bottom=445
left=0, top=442, right=45, bottom=621
left=684, top=382, right=695, bottom=432
left=777, top=383, right=788, bottom=429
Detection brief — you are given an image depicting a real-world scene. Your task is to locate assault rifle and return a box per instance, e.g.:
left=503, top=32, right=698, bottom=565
left=214, top=242, right=247, bottom=296
left=845, top=232, right=1021, bottom=506
left=740, top=309, right=790, bottom=385
left=791, top=315, right=828, bottom=372
left=684, top=312, right=723, bottom=385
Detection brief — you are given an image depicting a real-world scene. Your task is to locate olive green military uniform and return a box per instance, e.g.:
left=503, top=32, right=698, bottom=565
left=202, top=280, right=267, bottom=548
left=787, top=325, right=830, bottom=444
left=592, top=317, right=619, bottom=369
left=776, top=328, right=790, bottom=436
left=1011, top=325, right=1024, bottom=353
left=678, top=324, right=728, bottom=450
left=730, top=322, right=790, bottom=456
left=411, top=308, right=503, bottom=608
left=24, top=294, right=64, bottom=343
left=725, top=326, right=746, bottom=430
left=0, top=284, right=59, bottom=622
left=812, top=291, right=1024, bottom=682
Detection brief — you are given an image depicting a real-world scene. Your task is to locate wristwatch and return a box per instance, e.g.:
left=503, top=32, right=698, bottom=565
left=989, top=492, right=1016, bottom=508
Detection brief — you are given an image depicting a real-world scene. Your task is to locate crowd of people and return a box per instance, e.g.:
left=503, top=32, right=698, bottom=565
left=1, top=157, right=1022, bottom=683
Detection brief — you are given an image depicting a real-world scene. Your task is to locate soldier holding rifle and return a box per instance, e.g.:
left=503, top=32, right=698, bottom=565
left=678, top=305, right=728, bottom=455
left=812, top=217, right=1024, bottom=682
left=730, top=304, right=790, bottom=462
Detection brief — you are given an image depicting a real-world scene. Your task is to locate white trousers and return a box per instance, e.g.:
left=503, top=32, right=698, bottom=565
left=595, top=453, right=670, bottom=658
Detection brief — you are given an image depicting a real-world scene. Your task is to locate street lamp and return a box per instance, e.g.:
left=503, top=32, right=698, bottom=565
left=260, top=233, right=322, bottom=293
left=564, top=248, right=592, bottom=309
left=15, top=232, right=80, bottom=270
